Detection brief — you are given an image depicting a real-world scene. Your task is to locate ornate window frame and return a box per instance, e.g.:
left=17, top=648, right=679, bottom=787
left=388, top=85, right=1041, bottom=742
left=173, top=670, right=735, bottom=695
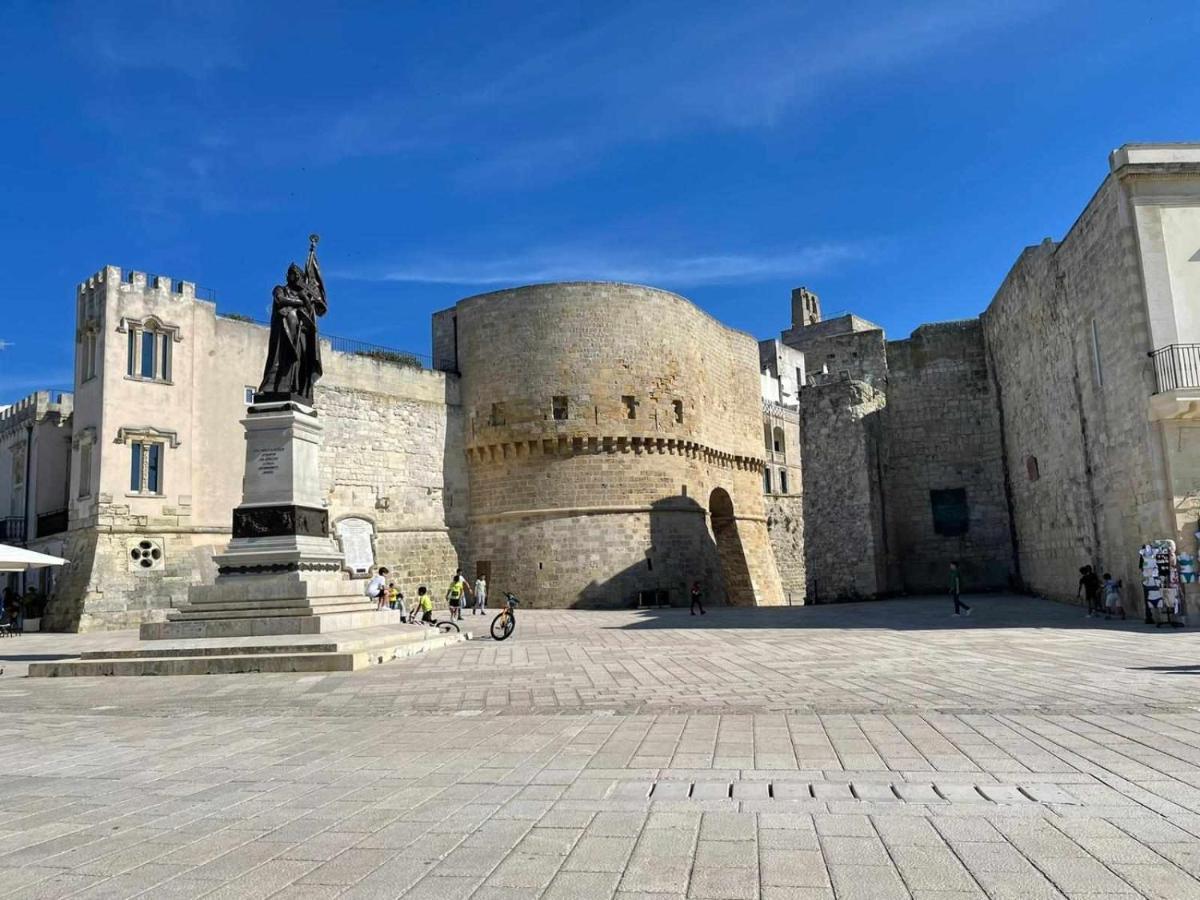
left=117, top=316, right=181, bottom=384
left=115, top=426, right=179, bottom=498
left=77, top=320, right=101, bottom=383
left=72, top=426, right=97, bottom=499
left=114, top=426, right=180, bottom=449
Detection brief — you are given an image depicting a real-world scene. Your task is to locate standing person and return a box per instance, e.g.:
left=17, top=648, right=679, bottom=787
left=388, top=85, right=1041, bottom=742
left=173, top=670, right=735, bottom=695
left=689, top=581, right=706, bottom=615
left=446, top=569, right=472, bottom=621
left=367, top=567, right=390, bottom=611
left=473, top=574, right=487, bottom=615
left=1102, top=573, right=1123, bottom=620
left=1078, top=565, right=1102, bottom=618
left=950, top=561, right=971, bottom=616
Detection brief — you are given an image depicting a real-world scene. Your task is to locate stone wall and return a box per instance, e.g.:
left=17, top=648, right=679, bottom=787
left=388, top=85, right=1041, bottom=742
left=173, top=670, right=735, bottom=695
left=981, top=174, right=1171, bottom=612
left=447, top=282, right=784, bottom=608
left=786, top=328, right=888, bottom=389
left=762, top=399, right=805, bottom=603
left=882, top=322, right=1013, bottom=593
left=798, top=381, right=887, bottom=601
left=764, top=494, right=805, bottom=603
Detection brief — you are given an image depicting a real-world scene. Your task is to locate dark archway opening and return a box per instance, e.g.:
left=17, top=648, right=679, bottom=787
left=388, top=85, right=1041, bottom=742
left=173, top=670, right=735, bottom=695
left=709, top=487, right=755, bottom=606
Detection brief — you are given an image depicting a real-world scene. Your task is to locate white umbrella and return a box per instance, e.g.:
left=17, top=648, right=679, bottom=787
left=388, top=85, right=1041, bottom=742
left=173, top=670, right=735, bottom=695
left=0, top=544, right=68, bottom=573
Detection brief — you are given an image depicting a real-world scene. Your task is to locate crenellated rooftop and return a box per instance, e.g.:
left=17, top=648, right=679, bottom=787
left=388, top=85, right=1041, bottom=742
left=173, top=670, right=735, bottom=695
left=77, top=265, right=216, bottom=302
left=0, top=390, right=74, bottom=435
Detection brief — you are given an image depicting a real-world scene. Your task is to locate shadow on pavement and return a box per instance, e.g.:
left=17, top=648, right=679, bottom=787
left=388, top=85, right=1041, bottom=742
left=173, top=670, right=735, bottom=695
left=603, top=594, right=1186, bottom=633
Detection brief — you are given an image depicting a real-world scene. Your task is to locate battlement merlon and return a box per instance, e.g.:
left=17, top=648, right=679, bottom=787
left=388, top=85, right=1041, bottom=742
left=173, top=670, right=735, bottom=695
left=0, top=390, right=74, bottom=434
left=77, top=266, right=197, bottom=300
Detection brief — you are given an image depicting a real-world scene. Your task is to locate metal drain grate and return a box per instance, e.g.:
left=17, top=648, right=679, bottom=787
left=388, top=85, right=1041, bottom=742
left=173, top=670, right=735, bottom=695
left=607, top=780, right=1081, bottom=805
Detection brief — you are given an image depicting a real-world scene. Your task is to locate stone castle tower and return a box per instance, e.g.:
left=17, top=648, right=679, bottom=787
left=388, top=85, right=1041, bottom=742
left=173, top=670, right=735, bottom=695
left=434, top=282, right=785, bottom=608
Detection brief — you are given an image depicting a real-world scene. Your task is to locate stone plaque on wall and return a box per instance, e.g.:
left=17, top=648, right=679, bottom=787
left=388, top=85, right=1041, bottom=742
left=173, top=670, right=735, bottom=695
left=335, top=517, right=375, bottom=577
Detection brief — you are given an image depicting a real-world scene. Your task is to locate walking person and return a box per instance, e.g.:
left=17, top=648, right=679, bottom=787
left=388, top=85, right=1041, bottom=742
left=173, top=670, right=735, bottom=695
left=1102, top=572, right=1124, bottom=620
left=950, top=561, right=971, bottom=616
left=689, top=581, right=706, bottom=615
left=473, top=574, right=487, bottom=615
left=1078, top=565, right=1102, bottom=618
left=446, top=569, right=472, bottom=621
left=367, top=567, right=390, bottom=611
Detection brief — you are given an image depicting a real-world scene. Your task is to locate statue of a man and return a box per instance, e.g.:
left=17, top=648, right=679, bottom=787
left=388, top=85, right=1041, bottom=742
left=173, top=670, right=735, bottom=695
left=258, top=235, right=327, bottom=403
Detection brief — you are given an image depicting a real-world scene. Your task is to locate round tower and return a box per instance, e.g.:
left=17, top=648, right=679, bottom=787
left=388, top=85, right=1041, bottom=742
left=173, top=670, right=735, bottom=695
left=448, top=282, right=784, bottom=608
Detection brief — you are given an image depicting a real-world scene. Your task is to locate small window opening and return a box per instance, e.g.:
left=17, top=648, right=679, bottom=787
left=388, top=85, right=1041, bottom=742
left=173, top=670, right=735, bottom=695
left=1026, top=455, right=1040, bottom=481
left=930, top=488, right=969, bottom=536
left=552, top=395, right=569, bottom=421
left=779, top=470, right=788, bottom=494
left=672, top=400, right=684, bottom=424
left=489, top=402, right=506, bottom=426
left=622, top=395, right=637, bottom=419
left=763, top=468, right=773, bottom=494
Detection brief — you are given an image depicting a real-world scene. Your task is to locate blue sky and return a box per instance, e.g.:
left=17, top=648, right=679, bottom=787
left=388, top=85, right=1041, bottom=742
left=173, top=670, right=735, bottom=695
left=1, top=0, right=1197, bottom=398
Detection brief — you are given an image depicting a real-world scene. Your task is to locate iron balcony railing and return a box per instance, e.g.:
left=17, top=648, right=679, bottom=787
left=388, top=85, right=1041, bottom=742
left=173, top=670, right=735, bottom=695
left=1150, top=344, right=1200, bottom=394
left=1, top=517, right=26, bottom=544
left=215, top=312, right=440, bottom=370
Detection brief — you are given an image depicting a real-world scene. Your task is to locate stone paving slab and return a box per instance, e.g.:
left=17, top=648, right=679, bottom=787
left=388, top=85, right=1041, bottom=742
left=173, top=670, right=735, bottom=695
left=3, top=595, right=1200, bottom=898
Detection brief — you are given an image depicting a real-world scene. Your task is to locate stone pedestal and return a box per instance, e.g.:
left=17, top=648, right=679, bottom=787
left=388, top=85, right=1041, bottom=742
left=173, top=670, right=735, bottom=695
left=216, top=399, right=343, bottom=573
left=142, top=399, right=387, bottom=641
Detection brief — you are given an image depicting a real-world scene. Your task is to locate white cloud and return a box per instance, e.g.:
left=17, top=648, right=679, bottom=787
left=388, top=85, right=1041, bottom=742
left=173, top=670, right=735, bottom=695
left=302, top=0, right=1056, bottom=176
left=338, top=241, right=873, bottom=288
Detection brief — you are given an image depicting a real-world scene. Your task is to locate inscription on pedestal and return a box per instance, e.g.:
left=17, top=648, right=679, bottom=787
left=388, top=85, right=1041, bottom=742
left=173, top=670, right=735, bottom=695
left=255, top=446, right=284, bottom=477
left=232, top=505, right=329, bottom=538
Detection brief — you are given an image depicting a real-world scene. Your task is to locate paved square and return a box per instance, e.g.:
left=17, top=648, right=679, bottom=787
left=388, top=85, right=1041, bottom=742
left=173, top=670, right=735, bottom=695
left=4, top=594, right=1200, bottom=898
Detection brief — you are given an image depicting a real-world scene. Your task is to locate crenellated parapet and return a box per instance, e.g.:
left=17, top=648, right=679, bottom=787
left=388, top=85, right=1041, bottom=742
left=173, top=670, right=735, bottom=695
left=0, top=391, right=74, bottom=437
left=77, top=265, right=206, bottom=306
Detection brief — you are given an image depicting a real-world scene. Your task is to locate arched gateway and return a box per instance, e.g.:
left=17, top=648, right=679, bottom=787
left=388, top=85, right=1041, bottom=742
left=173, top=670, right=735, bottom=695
left=709, top=487, right=756, bottom=606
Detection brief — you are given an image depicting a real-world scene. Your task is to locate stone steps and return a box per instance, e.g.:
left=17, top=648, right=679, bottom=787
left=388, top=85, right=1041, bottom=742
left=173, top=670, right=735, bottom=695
left=165, top=601, right=379, bottom=620
left=172, top=596, right=379, bottom=614
left=140, top=609, right=405, bottom=640
left=29, top=626, right=467, bottom=677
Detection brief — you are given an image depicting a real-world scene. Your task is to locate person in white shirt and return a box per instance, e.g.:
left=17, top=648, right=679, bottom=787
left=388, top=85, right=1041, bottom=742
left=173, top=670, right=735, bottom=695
left=366, top=567, right=389, bottom=611
left=473, top=575, right=487, bottom=614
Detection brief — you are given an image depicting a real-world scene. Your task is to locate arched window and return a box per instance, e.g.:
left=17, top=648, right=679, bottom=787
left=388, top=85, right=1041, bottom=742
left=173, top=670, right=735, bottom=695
left=121, top=316, right=177, bottom=382
left=772, top=426, right=785, bottom=455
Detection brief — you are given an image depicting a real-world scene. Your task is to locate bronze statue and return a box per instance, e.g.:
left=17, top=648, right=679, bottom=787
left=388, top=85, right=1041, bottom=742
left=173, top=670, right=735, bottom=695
left=257, top=234, right=327, bottom=403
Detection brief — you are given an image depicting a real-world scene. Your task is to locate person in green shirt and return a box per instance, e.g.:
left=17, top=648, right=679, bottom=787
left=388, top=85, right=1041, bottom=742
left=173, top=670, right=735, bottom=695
left=410, top=585, right=434, bottom=625
left=950, top=561, right=971, bottom=616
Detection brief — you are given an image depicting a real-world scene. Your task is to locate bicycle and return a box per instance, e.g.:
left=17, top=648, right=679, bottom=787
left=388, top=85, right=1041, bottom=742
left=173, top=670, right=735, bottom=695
left=490, top=592, right=520, bottom=641
left=406, top=606, right=461, bottom=634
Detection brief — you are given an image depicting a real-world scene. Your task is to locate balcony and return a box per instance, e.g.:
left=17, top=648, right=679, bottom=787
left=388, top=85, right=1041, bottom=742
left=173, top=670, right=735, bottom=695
left=35, top=508, right=68, bottom=537
left=1149, top=344, right=1200, bottom=420
left=0, top=517, right=26, bottom=544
